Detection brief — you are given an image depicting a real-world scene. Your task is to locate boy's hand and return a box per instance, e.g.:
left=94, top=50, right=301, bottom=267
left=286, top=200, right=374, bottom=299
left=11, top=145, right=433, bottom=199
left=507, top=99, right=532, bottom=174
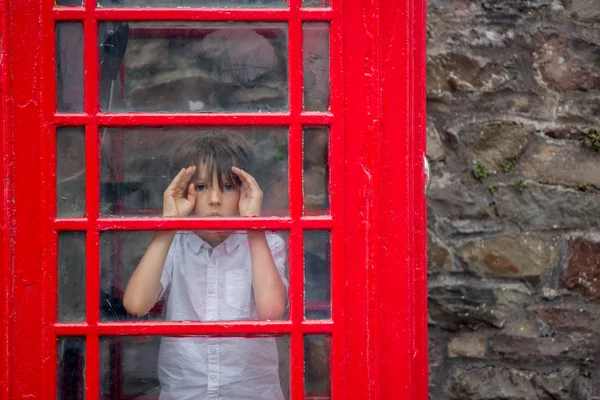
left=163, top=166, right=197, bottom=217
left=232, top=166, right=263, bottom=217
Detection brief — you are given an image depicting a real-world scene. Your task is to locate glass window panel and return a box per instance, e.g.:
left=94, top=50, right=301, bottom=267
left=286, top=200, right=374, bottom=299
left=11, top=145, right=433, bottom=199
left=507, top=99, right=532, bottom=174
left=100, top=230, right=289, bottom=322
left=99, top=127, right=288, bottom=217
left=99, top=22, right=288, bottom=113
left=57, top=337, right=86, bottom=400
left=304, top=231, right=330, bottom=320
left=57, top=127, right=86, bottom=218
left=303, top=127, right=329, bottom=215
left=303, top=0, right=330, bottom=7
left=59, top=232, right=86, bottom=322
left=305, top=335, right=331, bottom=399
left=56, top=23, right=84, bottom=112
left=57, top=0, right=82, bottom=5
left=100, top=335, right=289, bottom=398
left=99, top=0, right=285, bottom=7
left=303, top=23, right=330, bottom=111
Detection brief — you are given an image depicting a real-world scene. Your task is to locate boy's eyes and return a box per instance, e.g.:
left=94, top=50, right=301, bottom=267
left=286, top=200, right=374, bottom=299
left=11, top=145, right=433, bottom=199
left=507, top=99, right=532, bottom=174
left=194, top=183, right=237, bottom=192
left=223, top=183, right=236, bottom=192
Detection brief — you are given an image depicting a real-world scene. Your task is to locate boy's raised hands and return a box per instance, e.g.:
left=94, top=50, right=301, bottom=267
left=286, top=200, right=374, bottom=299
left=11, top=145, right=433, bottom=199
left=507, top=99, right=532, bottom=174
left=163, top=166, right=197, bottom=217
left=232, top=166, right=263, bottom=217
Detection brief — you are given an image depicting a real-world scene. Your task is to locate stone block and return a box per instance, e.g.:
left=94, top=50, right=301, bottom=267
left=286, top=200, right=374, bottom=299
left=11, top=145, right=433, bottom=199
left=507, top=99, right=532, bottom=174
left=459, top=234, right=559, bottom=278
left=494, top=182, right=600, bottom=230
left=563, top=237, right=600, bottom=300
left=428, top=277, right=531, bottom=329
left=520, top=137, right=600, bottom=188
left=461, top=121, right=535, bottom=171
left=448, top=336, right=486, bottom=358
left=533, top=34, right=600, bottom=91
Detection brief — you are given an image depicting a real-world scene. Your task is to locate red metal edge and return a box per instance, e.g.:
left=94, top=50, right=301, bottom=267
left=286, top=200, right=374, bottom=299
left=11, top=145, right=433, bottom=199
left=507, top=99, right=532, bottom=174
left=53, top=7, right=334, bottom=22
left=0, top=0, right=13, bottom=395
left=52, top=112, right=333, bottom=126
left=412, top=0, right=429, bottom=397
left=9, top=0, right=44, bottom=397
left=379, top=0, right=428, bottom=398
left=288, top=1, right=305, bottom=399
left=41, top=0, right=58, bottom=398
left=341, top=0, right=377, bottom=398
left=328, top=0, right=344, bottom=396
left=55, top=320, right=334, bottom=337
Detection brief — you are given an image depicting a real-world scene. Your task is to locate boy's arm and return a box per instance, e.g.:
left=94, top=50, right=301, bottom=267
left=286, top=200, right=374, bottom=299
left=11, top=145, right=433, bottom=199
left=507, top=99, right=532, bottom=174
left=231, top=166, right=287, bottom=320
left=247, top=231, right=288, bottom=320
left=123, top=164, right=197, bottom=316
left=123, top=232, right=175, bottom=316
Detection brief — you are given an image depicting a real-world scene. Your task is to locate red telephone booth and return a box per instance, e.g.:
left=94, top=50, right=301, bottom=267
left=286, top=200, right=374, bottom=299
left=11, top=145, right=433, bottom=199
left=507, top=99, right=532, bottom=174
left=1, top=0, right=427, bottom=398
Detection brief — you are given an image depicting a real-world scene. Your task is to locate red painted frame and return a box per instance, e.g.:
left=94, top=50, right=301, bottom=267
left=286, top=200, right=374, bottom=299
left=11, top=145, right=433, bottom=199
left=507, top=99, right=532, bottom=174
left=3, top=0, right=427, bottom=399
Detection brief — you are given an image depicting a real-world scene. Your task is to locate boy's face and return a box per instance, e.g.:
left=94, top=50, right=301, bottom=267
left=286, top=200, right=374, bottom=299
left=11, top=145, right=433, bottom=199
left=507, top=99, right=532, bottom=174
left=191, top=163, right=240, bottom=247
left=191, top=163, right=240, bottom=219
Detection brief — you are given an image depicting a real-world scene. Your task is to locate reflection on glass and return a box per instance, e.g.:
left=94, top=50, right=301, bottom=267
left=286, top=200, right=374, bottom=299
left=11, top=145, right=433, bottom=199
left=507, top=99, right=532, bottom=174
left=98, top=22, right=288, bottom=113
left=57, top=127, right=86, bottom=218
left=303, top=23, right=330, bottom=111
left=99, top=127, right=288, bottom=217
left=57, top=337, right=85, bottom=400
left=303, top=127, right=329, bottom=214
left=57, top=0, right=82, bottom=5
left=305, top=335, right=331, bottom=398
left=99, top=0, right=285, bottom=7
left=59, top=232, right=86, bottom=322
left=303, top=0, right=330, bottom=6
left=101, top=230, right=289, bottom=322
left=100, top=335, right=289, bottom=399
left=57, top=23, right=84, bottom=112
left=304, top=231, right=330, bottom=320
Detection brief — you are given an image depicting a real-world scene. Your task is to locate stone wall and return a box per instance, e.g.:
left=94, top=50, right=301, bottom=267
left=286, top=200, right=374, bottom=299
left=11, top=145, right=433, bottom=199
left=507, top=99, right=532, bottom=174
left=426, top=1, right=600, bottom=398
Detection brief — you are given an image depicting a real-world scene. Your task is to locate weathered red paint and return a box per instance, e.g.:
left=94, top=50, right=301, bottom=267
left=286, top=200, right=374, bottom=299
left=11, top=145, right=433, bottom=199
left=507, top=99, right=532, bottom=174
left=4, top=0, right=427, bottom=399
left=0, top=0, right=13, bottom=396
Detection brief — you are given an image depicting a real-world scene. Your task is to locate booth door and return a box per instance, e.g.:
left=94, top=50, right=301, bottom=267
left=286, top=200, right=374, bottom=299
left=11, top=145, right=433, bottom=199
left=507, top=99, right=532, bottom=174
left=2, top=0, right=427, bottom=399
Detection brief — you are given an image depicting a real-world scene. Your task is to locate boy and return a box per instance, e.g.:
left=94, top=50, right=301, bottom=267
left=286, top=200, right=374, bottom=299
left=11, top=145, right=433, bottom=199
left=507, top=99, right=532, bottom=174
left=123, top=131, right=288, bottom=400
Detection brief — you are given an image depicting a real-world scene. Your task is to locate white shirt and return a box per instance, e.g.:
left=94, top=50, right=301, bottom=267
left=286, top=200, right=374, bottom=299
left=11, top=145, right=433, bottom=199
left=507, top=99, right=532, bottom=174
left=157, top=232, right=288, bottom=400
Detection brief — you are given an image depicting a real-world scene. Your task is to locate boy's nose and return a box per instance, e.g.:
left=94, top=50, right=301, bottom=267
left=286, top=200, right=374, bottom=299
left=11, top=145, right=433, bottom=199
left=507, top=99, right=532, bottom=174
left=208, top=187, right=222, bottom=206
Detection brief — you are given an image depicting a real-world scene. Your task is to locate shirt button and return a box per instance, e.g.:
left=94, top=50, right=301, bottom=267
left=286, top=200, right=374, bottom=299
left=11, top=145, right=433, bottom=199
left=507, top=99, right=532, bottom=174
left=210, top=375, right=217, bottom=382
left=208, top=288, right=215, bottom=294
left=211, top=347, right=218, bottom=354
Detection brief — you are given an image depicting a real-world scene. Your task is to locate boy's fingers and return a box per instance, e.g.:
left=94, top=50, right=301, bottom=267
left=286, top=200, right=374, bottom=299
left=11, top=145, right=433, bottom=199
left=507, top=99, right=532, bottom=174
left=168, top=166, right=196, bottom=193
left=186, top=183, right=196, bottom=203
left=166, top=168, right=186, bottom=191
left=232, top=166, right=261, bottom=194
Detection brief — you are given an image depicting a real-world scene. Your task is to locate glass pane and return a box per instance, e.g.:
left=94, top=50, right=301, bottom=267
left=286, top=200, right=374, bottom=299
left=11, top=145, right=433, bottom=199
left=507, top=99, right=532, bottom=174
left=303, top=127, right=329, bottom=215
left=100, top=230, right=289, bottom=322
left=56, top=23, right=84, bottom=112
left=303, top=0, right=330, bottom=6
left=57, top=127, right=86, bottom=218
left=57, top=337, right=85, bottom=400
left=100, top=335, right=289, bottom=399
left=59, top=232, right=86, bottom=322
left=303, top=23, right=330, bottom=111
left=305, top=335, right=331, bottom=399
left=57, top=0, right=82, bottom=5
left=99, top=0, right=285, bottom=7
left=304, top=231, right=330, bottom=320
left=99, top=22, right=288, bottom=113
left=99, top=127, right=288, bottom=217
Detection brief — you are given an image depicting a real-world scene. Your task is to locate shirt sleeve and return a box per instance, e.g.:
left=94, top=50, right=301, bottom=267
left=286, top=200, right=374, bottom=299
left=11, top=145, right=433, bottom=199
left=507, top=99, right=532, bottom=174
left=267, top=233, right=289, bottom=290
left=158, top=235, right=176, bottom=301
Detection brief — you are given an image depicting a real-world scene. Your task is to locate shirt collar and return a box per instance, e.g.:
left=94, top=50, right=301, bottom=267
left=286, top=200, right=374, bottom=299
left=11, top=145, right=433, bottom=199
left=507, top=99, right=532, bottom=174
left=186, top=232, right=243, bottom=255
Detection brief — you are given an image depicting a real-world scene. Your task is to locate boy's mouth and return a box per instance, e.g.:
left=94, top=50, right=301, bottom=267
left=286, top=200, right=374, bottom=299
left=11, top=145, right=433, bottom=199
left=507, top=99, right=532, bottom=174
left=204, top=213, right=222, bottom=218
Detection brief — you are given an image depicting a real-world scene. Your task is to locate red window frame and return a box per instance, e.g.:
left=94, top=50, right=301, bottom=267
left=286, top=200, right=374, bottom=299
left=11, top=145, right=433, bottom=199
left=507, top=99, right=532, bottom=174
left=1, top=0, right=427, bottom=399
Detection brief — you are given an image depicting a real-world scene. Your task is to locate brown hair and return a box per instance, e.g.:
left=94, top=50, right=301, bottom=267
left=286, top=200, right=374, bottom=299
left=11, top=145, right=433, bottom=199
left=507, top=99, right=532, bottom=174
left=170, top=130, right=255, bottom=189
